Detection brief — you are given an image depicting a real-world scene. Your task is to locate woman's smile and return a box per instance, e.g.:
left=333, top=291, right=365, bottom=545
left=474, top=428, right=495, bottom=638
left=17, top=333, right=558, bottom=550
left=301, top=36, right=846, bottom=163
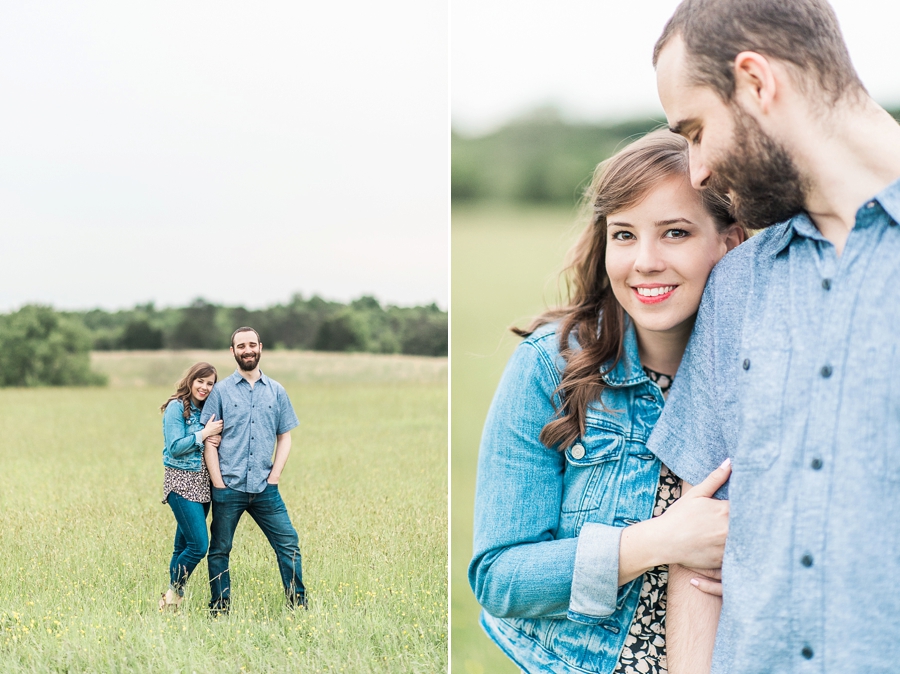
left=632, top=284, right=679, bottom=304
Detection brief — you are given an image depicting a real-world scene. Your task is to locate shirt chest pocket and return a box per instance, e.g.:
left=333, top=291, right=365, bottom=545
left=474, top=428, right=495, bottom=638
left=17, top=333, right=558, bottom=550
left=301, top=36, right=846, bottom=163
left=735, top=346, right=790, bottom=472
left=560, top=425, right=625, bottom=516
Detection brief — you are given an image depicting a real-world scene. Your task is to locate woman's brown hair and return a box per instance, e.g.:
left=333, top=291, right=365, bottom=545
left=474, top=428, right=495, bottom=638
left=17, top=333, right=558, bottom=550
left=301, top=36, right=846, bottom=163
left=514, top=129, right=740, bottom=451
left=159, top=362, right=218, bottom=420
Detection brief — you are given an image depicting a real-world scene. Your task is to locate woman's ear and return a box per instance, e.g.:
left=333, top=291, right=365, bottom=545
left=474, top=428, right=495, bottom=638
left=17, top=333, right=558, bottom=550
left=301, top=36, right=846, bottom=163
left=724, top=224, right=747, bottom=251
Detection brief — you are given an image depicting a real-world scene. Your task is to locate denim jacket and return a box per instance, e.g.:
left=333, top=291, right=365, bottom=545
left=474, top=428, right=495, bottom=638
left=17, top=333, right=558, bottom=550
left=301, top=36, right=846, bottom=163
left=162, top=398, right=205, bottom=471
left=469, top=319, right=665, bottom=674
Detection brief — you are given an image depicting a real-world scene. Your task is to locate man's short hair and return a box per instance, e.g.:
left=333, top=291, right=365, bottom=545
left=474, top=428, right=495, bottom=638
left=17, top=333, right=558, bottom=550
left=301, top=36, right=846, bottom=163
left=653, top=0, right=864, bottom=104
left=231, top=326, right=261, bottom=347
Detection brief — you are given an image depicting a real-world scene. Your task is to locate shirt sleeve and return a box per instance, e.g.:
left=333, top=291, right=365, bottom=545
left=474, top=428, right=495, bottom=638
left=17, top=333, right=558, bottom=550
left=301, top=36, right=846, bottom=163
left=468, top=340, right=624, bottom=621
left=276, top=385, right=299, bottom=435
left=199, top=385, right=223, bottom=426
left=646, top=259, right=742, bottom=498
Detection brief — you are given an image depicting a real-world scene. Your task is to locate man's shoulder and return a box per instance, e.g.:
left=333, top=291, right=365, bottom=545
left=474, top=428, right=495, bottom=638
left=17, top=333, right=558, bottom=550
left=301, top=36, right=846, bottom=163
left=710, top=222, right=789, bottom=282
left=261, top=372, right=286, bottom=393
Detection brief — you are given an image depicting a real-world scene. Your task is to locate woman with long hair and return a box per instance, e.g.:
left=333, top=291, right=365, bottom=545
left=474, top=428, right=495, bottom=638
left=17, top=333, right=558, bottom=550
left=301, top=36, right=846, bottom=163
left=158, top=362, right=223, bottom=610
left=469, top=129, right=746, bottom=673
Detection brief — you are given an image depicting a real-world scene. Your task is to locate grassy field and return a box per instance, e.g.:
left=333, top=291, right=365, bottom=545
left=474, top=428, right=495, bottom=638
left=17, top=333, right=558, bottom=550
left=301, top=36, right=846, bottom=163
left=0, top=351, right=447, bottom=673
left=451, top=204, right=580, bottom=674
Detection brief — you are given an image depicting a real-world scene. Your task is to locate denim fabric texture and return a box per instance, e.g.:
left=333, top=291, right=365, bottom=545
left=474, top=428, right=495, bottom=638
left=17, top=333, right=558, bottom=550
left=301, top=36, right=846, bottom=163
left=167, top=492, right=210, bottom=596
left=200, top=371, right=300, bottom=494
left=647, top=178, right=900, bottom=674
left=470, top=320, right=666, bottom=674
left=162, top=398, right=205, bottom=471
left=207, top=483, right=305, bottom=609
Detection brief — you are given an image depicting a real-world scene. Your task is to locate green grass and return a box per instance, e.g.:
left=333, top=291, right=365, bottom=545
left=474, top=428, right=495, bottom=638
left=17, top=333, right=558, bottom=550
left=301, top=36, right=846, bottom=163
left=451, top=204, right=580, bottom=674
left=0, top=352, right=446, bottom=673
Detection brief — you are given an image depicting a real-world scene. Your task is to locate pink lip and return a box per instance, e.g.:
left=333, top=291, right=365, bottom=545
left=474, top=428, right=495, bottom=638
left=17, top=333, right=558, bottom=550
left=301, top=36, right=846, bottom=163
left=631, top=285, right=677, bottom=305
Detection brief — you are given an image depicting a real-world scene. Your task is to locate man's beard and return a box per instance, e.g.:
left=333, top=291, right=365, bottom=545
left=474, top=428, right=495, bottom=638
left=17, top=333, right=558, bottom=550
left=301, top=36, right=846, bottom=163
left=235, top=351, right=260, bottom=372
left=707, top=105, right=808, bottom=230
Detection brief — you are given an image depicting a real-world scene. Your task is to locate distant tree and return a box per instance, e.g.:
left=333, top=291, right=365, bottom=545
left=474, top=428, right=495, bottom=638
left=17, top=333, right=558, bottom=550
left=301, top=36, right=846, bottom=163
left=0, top=305, right=106, bottom=387
left=313, top=311, right=368, bottom=352
left=168, top=299, right=225, bottom=349
left=396, top=304, right=448, bottom=356
left=119, top=319, right=164, bottom=350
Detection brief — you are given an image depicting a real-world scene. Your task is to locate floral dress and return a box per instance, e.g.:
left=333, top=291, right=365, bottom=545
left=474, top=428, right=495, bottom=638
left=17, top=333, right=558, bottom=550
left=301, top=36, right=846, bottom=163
left=612, top=368, right=680, bottom=674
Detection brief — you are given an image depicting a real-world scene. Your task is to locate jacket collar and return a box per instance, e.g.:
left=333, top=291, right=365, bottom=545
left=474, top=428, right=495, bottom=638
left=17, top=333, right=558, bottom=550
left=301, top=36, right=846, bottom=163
left=600, top=317, right=648, bottom=388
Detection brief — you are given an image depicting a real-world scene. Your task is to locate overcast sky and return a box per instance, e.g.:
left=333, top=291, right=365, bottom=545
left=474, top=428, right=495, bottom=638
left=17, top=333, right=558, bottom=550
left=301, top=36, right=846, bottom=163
left=452, top=0, right=900, bottom=135
left=1, top=1, right=448, bottom=312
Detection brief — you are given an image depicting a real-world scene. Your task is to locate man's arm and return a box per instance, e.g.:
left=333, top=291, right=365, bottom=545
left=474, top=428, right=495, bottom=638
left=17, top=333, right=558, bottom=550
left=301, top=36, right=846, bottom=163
left=665, top=481, right=724, bottom=674
left=267, top=432, right=291, bottom=485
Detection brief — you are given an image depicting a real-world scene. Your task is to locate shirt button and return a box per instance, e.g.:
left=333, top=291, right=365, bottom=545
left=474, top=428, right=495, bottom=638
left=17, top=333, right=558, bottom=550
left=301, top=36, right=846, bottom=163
left=801, top=554, right=813, bottom=567
left=820, top=365, right=833, bottom=378
left=742, top=359, right=751, bottom=371
left=801, top=646, right=814, bottom=659
left=821, top=278, right=831, bottom=290
left=571, top=443, right=585, bottom=459
left=811, top=457, right=823, bottom=470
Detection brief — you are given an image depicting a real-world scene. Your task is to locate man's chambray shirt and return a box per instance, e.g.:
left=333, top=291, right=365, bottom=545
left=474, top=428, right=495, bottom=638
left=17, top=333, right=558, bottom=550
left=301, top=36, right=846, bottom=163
left=647, top=177, right=900, bottom=674
left=200, top=370, right=299, bottom=494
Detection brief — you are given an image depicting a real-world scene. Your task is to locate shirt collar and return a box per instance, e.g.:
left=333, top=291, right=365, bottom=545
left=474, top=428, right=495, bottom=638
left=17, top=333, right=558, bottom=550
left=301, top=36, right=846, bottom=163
left=230, top=369, right=268, bottom=386
left=601, top=317, right=648, bottom=388
left=772, top=175, right=900, bottom=255
left=874, top=175, right=900, bottom=226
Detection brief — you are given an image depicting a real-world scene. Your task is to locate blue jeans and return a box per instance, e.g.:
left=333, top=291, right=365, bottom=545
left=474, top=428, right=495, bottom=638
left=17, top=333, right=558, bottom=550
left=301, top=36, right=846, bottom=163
left=167, top=492, right=210, bottom=596
left=208, top=483, right=305, bottom=609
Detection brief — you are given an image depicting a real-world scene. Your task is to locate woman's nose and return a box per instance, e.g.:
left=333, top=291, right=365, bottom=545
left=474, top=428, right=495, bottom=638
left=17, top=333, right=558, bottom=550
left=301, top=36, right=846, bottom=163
left=634, top=240, right=666, bottom=274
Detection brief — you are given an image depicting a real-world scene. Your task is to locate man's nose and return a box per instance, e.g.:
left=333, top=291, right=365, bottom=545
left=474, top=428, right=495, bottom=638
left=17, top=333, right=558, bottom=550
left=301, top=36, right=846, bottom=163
left=689, top=147, right=711, bottom=189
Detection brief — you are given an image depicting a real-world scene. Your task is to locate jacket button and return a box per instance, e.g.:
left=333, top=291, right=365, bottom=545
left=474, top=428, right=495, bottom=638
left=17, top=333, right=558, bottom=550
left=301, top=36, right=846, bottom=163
left=571, top=443, right=585, bottom=459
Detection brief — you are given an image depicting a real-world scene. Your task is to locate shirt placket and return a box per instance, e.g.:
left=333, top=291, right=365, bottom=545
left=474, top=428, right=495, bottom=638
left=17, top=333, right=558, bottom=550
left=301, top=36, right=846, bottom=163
left=787, top=211, right=877, bottom=671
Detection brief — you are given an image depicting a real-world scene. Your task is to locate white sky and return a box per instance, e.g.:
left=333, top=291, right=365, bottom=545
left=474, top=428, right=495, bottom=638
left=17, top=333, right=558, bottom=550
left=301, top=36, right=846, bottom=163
left=1, top=1, right=448, bottom=312
left=452, top=0, right=900, bottom=135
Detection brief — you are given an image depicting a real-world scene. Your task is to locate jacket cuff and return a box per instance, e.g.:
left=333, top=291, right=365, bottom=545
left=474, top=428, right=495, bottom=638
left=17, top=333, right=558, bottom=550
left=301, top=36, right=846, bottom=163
left=567, top=522, right=622, bottom=624
left=194, top=431, right=204, bottom=447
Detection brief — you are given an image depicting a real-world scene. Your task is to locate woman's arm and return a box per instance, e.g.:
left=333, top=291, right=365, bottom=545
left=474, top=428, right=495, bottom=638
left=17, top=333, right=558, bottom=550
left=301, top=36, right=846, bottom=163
left=470, top=341, right=675, bottom=620
left=617, top=462, right=731, bottom=585
left=163, top=401, right=204, bottom=458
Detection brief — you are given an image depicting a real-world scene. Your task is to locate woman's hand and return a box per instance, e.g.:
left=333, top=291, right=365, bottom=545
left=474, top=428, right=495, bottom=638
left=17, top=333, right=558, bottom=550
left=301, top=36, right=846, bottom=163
left=202, top=414, right=224, bottom=440
left=655, top=459, right=731, bottom=570
left=206, top=434, right=221, bottom=448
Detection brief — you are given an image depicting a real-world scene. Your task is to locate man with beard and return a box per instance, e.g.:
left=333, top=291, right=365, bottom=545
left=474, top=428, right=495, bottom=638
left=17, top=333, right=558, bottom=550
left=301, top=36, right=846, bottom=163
left=200, top=326, right=306, bottom=613
left=645, top=0, right=900, bottom=672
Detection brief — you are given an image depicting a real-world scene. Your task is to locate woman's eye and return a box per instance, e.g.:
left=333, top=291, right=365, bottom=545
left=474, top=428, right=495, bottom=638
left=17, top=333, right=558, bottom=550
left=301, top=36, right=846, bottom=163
left=611, top=231, right=634, bottom=241
left=665, top=229, right=689, bottom=239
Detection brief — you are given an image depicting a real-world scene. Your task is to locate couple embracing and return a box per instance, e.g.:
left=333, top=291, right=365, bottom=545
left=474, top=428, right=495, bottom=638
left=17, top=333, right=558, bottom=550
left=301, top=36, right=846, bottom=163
left=471, top=0, right=900, bottom=672
left=159, top=327, right=307, bottom=614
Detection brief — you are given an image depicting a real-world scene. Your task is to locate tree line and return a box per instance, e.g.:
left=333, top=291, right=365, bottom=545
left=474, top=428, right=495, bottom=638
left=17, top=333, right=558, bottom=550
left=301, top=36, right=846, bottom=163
left=0, top=296, right=447, bottom=387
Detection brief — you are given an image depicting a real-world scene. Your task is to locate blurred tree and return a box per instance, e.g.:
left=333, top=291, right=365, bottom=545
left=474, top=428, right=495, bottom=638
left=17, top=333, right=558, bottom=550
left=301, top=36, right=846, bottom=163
left=169, top=299, right=225, bottom=349
left=0, top=305, right=106, bottom=386
left=119, top=319, right=164, bottom=350
left=314, top=310, right=369, bottom=352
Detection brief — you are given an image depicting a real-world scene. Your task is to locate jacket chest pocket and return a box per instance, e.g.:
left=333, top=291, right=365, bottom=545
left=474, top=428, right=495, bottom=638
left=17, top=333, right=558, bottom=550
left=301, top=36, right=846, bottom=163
left=560, top=426, right=625, bottom=516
